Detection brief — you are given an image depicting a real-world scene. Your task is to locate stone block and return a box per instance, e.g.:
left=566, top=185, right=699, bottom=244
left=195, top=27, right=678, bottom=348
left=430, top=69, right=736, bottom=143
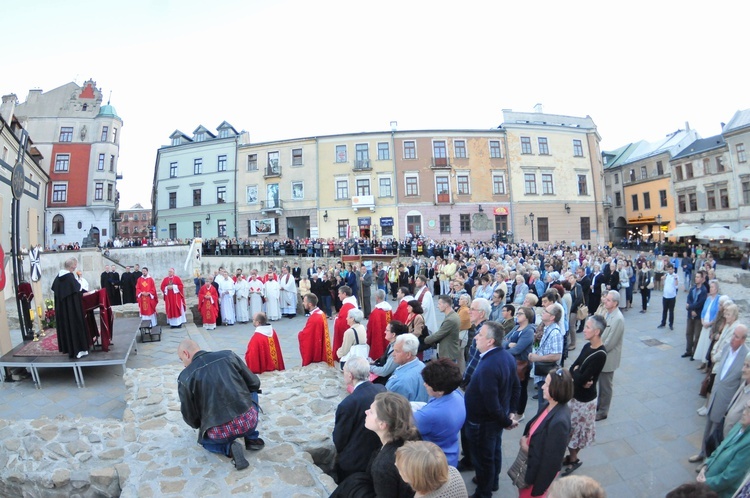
left=51, top=468, right=70, bottom=488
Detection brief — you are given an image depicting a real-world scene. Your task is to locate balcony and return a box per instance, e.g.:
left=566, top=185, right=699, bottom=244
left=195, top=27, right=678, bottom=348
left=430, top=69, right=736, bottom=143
left=436, top=192, right=451, bottom=204
left=260, top=198, right=284, bottom=214
left=431, top=156, right=450, bottom=169
left=264, top=161, right=281, bottom=178
left=353, top=158, right=371, bottom=171
left=352, top=195, right=375, bottom=212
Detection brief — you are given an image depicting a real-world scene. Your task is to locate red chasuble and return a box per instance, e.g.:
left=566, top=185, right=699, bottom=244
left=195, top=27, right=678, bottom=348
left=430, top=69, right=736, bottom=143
left=366, top=305, right=392, bottom=361
left=333, top=301, right=355, bottom=362
left=298, top=308, right=334, bottom=367
left=198, top=284, right=219, bottom=325
left=136, top=277, right=158, bottom=316
left=245, top=326, right=286, bottom=374
left=160, top=275, right=186, bottom=319
left=392, top=299, right=409, bottom=324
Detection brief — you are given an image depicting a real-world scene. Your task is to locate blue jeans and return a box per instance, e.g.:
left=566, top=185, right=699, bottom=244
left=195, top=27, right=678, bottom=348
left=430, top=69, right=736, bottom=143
left=198, top=393, right=260, bottom=457
left=465, top=419, right=503, bottom=498
left=321, top=295, right=332, bottom=317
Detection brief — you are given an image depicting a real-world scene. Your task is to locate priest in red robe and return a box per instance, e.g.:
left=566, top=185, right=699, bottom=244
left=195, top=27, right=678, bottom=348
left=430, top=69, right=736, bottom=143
left=245, top=312, right=286, bottom=374
left=333, top=285, right=358, bottom=362
left=136, top=267, right=158, bottom=326
left=161, top=268, right=187, bottom=328
left=298, top=293, right=334, bottom=367
left=391, top=286, right=414, bottom=324
left=366, top=289, right=392, bottom=361
left=197, top=276, right=219, bottom=330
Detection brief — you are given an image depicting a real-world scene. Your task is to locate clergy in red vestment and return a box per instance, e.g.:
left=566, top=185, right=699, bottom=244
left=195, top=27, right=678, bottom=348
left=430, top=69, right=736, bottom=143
left=136, top=267, right=158, bottom=327
left=160, top=268, right=187, bottom=328
left=333, top=285, right=358, bottom=362
left=391, top=286, right=414, bottom=324
left=245, top=312, right=286, bottom=374
left=298, top=294, right=334, bottom=367
left=198, top=276, right=219, bottom=330
left=366, top=289, right=392, bottom=361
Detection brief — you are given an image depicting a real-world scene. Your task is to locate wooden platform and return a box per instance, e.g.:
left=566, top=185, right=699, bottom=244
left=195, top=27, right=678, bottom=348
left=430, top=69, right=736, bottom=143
left=0, top=317, right=141, bottom=388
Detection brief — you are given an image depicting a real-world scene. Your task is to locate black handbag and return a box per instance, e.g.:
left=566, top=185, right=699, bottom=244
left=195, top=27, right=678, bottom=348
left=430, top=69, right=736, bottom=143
left=534, top=361, right=558, bottom=377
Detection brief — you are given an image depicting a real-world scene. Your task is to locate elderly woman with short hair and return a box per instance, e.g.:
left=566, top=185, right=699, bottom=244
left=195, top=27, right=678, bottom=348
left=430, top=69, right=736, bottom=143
left=337, top=308, right=367, bottom=368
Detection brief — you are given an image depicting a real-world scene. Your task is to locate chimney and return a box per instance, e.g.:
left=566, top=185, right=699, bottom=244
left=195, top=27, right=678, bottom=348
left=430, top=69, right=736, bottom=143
left=26, top=88, right=42, bottom=104
left=1, top=94, right=18, bottom=124
left=534, top=103, right=543, bottom=114
left=721, top=122, right=726, bottom=131
left=685, top=121, right=690, bottom=132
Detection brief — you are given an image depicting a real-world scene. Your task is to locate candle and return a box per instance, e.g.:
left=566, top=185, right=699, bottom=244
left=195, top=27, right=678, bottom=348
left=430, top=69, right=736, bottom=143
left=30, top=309, right=35, bottom=321
left=38, top=306, right=43, bottom=317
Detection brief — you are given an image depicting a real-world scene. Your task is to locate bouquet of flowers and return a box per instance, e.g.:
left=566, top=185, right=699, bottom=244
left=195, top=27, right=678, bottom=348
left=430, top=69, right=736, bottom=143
left=42, top=298, right=56, bottom=329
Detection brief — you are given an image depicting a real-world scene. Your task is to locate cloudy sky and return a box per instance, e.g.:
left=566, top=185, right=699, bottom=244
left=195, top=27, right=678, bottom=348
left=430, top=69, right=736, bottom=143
left=4, top=0, right=748, bottom=208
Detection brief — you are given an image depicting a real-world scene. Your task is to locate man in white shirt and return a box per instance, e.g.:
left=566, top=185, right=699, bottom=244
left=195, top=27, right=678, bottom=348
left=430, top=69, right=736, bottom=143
left=657, top=263, right=680, bottom=331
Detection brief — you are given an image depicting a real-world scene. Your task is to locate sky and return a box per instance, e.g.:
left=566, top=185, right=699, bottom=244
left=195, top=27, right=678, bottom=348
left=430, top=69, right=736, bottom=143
left=4, top=0, right=749, bottom=209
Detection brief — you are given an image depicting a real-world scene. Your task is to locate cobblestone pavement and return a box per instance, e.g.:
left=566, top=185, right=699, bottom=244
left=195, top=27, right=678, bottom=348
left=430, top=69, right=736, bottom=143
left=2, top=263, right=747, bottom=497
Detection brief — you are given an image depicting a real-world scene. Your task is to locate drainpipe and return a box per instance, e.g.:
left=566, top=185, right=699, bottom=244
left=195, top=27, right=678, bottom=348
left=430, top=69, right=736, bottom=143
left=315, top=137, right=320, bottom=238
left=391, top=125, right=398, bottom=239
left=234, top=135, right=238, bottom=238
left=502, top=131, right=514, bottom=242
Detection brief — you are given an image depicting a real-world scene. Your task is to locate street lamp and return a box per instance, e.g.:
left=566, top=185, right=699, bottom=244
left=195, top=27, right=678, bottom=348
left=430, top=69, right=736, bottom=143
left=656, top=214, right=662, bottom=244
left=529, top=212, right=535, bottom=242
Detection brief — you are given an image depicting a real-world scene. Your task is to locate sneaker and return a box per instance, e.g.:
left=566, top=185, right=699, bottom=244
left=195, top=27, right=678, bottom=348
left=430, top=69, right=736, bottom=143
left=230, top=441, right=249, bottom=470
left=697, top=406, right=708, bottom=416
left=76, top=350, right=89, bottom=359
left=657, top=324, right=666, bottom=329
left=245, top=438, right=265, bottom=451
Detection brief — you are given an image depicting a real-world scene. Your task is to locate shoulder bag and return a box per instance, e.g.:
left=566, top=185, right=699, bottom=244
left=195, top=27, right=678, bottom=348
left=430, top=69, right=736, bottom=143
left=507, top=448, right=529, bottom=488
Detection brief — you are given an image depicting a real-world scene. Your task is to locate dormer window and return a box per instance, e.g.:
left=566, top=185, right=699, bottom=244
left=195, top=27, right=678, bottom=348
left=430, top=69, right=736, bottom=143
left=195, top=133, right=206, bottom=142
left=219, top=129, right=230, bottom=138
left=172, top=137, right=181, bottom=146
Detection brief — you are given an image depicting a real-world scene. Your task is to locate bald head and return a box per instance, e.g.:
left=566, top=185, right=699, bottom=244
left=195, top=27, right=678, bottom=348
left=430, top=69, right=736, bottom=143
left=178, top=339, right=201, bottom=367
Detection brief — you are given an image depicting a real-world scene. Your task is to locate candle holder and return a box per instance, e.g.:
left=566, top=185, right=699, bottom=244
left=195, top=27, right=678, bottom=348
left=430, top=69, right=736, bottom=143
left=32, top=330, right=40, bottom=342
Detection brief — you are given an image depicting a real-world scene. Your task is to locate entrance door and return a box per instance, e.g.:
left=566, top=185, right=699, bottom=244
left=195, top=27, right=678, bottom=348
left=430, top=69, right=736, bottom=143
left=406, top=215, right=421, bottom=236
left=494, top=215, right=508, bottom=233
left=89, top=227, right=100, bottom=246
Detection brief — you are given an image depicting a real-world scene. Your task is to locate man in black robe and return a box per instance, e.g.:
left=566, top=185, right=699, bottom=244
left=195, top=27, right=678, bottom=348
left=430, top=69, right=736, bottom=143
left=100, top=264, right=110, bottom=293
left=108, top=267, right=122, bottom=305
left=52, top=257, right=90, bottom=359
left=120, top=266, right=137, bottom=304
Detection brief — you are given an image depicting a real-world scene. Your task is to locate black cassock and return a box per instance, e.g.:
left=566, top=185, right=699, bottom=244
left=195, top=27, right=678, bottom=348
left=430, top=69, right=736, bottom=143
left=120, top=271, right=136, bottom=304
left=51, top=272, right=89, bottom=358
left=108, top=271, right=122, bottom=305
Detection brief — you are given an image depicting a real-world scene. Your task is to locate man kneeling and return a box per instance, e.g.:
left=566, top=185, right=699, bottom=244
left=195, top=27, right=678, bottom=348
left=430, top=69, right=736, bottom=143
left=177, top=339, right=265, bottom=470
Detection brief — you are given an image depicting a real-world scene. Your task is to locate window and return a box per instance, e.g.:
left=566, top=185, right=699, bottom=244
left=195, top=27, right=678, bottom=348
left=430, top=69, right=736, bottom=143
left=716, top=157, right=725, bottom=172
left=460, top=214, right=471, bottom=233
left=247, top=154, right=258, bottom=171
left=678, top=194, right=686, bottom=213
left=52, top=214, right=64, bottom=234
left=122, top=226, right=128, bottom=235
left=134, top=214, right=139, bottom=221
left=336, top=179, right=349, bottom=199
left=632, top=194, right=639, bottom=211
left=267, top=151, right=280, bottom=174
left=689, top=193, right=697, bottom=211
left=246, top=185, right=258, bottom=204
left=541, top=173, right=554, bottom=195
left=355, top=144, right=370, bottom=169
left=292, top=148, right=303, bottom=166
left=538, top=137, right=549, bottom=155
left=194, top=158, right=202, bottom=175
left=629, top=169, right=636, bottom=182
left=580, top=217, right=591, bottom=240
left=614, top=173, right=619, bottom=184
left=172, top=137, right=181, bottom=146
left=58, top=127, right=73, bottom=142
left=707, top=189, right=717, bottom=210
left=720, top=188, right=729, bottom=208
left=685, top=162, right=694, bottom=179
left=193, top=189, right=202, bottom=206
left=110, top=155, right=115, bottom=172
left=573, top=139, right=584, bottom=157
left=405, top=176, right=419, bottom=196
left=218, top=220, right=227, bottom=237
left=112, top=128, right=117, bottom=144
left=489, top=140, right=502, bottom=158
left=169, top=192, right=176, bottom=209
left=436, top=176, right=450, bottom=197
left=98, top=154, right=105, bottom=171
left=433, top=140, right=447, bottom=166
left=52, top=184, right=67, bottom=202
left=336, top=145, right=348, bottom=163
left=643, top=192, right=651, bottom=209
left=193, top=221, right=202, bottom=238
left=169, top=162, right=177, bottom=177
left=217, top=186, right=226, bottom=203
left=169, top=224, right=177, bottom=239
left=218, top=155, right=227, bottom=172
left=54, top=154, right=70, bottom=172
left=656, top=161, right=664, bottom=175
left=457, top=175, right=470, bottom=195
left=737, top=144, right=747, bottom=163
left=615, top=192, right=621, bottom=207
left=403, top=141, right=416, bottom=159
left=377, top=142, right=390, bottom=160
left=95, top=182, right=103, bottom=200
left=379, top=177, right=392, bottom=197
left=675, top=165, right=683, bottom=181
left=660, top=189, right=668, bottom=207
left=439, top=214, right=451, bottom=233
left=338, top=219, right=348, bottom=238
left=743, top=181, right=750, bottom=204
left=107, top=184, right=113, bottom=201
left=100, top=126, right=108, bottom=142
left=407, top=215, right=422, bottom=236
left=291, top=181, right=304, bottom=200
left=577, top=174, right=588, bottom=195
left=195, top=132, right=205, bottom=142
left=520, top=137, right=532, bottom=154
left=537, top=217, right=549, bottom=241
left=356, top=178, right=370, bottom=196
left=492, top=173, right=506, bottom=194
left=703, top=158, right=711, bottom=175
left=641, top=166, right=647, bottom=179
left=524, top=173, right=537, bottom=194
left=454, top=140, right=467, bottom=158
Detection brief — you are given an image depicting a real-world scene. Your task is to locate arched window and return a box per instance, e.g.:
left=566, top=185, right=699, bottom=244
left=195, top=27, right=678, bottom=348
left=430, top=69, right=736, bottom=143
left=52, top=214, right=65, bottom=234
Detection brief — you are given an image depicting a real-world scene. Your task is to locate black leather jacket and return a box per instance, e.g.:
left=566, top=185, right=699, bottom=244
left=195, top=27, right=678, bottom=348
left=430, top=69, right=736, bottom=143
left=178, top=350, right=261, bottom=439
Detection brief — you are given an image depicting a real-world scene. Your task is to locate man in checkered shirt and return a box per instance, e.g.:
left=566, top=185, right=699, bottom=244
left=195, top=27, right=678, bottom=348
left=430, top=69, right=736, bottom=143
left=178, top=339, right=264, bottom=470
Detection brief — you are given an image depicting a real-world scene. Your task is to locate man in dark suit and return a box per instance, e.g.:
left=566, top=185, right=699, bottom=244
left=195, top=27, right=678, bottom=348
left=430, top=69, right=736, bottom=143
left=359, top=265, right=373, bottom=318
left=683, top=270, right=708, bottom=358
left=332, top=356, right=386, bottom=482
left=292, top=262, right=302, bottom=287
left=588, top=264, right=606, bottom=313
left=464, top=321, right=520, bottom=497
left=576, top=266, right=592, bottom=332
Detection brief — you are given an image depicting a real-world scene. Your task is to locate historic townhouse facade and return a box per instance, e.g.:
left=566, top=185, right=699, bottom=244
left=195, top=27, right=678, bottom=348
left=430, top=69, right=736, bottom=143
left=117, top=203, right=152, bottom=241
left=393, top=130, right=508, bottom=240
left=602, top=142, right=640, bottom=242
left=14, top=80, right=122, bottom=247
left=237, top=137, right=317, bottom=239
left=318, top=131, right=398, bottom=240
left=721, top=110, right=750, bottom=229
left=153, top=122, right=245, bottom=240
left=502, top=109, right=605, bottom=245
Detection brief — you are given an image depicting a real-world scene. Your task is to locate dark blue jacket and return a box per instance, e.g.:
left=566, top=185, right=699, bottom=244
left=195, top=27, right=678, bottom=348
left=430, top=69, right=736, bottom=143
left=686, top=283, right=707, bottom=318
left=464, top=347, right=519, bottom=428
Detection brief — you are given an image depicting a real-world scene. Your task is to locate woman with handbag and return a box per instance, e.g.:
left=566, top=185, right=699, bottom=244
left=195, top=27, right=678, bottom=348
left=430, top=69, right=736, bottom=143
left=637, top=263, right=652, bottom=313
left=502, top=306, right=537, bottom=423
left=510, top=368, right=574, bottom=497
left=561, top=315, right=607, bottom=476
left=337, top=309, right=369, bottom=369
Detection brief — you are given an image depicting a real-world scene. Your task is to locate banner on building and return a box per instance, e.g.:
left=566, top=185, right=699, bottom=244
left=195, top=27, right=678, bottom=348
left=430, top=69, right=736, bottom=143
left=250, top=218, right=276, bottom=235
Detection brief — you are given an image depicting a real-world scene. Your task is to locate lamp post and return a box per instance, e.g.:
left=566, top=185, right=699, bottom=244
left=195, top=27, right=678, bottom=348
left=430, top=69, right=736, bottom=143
left=529, top=212, right=535, bottom=242
left=656, top=214, right=662, bottom=244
